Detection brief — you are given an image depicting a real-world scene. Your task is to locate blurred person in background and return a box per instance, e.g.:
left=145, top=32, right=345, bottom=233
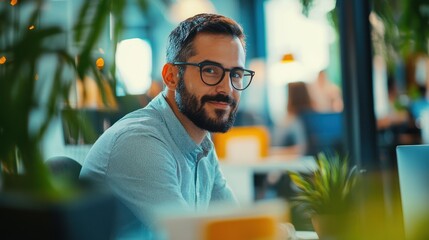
left=256, top=81, right=316, bottom=230
left=308, top=69, right=343, bottom=113
left=272, top=81, right=314, bottom=156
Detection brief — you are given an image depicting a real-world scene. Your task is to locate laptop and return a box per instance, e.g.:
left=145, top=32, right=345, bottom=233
left=396, top=144, right=429, bottom=239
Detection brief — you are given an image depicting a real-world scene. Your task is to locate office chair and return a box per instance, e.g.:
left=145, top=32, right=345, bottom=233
left=212, top=125, right=270, bottom=161
left=45, top=156, right=82, bottom=182
left=299, top=111, right=345, bottom=156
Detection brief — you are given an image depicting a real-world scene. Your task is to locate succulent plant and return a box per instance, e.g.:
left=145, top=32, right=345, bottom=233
left=288, top=152, right=359, bottom=216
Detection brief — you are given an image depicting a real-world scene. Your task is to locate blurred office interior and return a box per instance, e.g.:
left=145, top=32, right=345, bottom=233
left=7, top=0, right=428, bottom=236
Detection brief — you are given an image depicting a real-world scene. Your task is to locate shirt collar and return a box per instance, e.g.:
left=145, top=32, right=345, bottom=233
left=149, top=92, right=213, bottom=157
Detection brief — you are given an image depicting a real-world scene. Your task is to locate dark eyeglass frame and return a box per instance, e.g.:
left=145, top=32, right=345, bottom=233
left=173, top=60, right=255, bottom=91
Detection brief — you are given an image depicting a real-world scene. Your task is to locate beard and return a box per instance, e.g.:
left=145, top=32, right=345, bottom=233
left=175, top=77, right=238, bottom=133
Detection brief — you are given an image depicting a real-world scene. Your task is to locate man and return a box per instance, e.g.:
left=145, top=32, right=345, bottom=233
left=79, top=13, right=255, bottom=227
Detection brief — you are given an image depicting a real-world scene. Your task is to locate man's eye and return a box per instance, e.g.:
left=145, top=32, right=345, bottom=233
left=231, top=70, right=244, bottom=79
left=202, top=65, right=222, bottom=75
left=202, top=67, right=216, bottom=74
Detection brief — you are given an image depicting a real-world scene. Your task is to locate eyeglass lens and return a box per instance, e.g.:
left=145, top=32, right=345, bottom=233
left=200, top=64, right=252, bottom=90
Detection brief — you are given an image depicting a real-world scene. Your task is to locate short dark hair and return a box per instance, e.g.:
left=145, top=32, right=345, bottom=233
left=166, top=13, right=246, bottom=64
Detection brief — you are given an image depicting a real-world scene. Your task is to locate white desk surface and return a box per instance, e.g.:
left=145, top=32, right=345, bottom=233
left=296, top=231, right=319, bottom=239
left=220, top=155, right=316, bottom=172
left=219, top=155, right=316, bottom=204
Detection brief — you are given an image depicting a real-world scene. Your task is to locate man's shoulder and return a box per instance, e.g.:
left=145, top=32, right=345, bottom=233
left=113, top=113, right=167, bottom=138
left=117, top=94, right=169, bottom=126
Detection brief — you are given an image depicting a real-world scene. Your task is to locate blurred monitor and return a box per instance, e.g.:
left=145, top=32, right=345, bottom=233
left=396, top=144, right=429, bottom=239
left=61, top=109, right=121, bottom=145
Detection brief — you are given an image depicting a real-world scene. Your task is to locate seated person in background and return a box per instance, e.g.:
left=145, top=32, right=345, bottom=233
left=308, top=69, right=343, bottom=112
left=79, top=13, right=254, bottom=232
left=271, top=81, right=314, bottom=156
left=377, top=74, right=409, bottom=130
left=76, top=73, right=118, bottom=110
left=257, top=82, right=315, bottom=228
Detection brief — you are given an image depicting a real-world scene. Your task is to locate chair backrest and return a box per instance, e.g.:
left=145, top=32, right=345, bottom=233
left=396, top=144, right=429, bottom=239
left=45, top=156, right=82, bottom=182
left=212, top=125, right=270, bottom=162
left=299, top=111, right=344, bottom=156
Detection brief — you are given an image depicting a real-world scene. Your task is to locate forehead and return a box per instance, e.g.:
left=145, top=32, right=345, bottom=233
left=190, top=33, right=246, bottom=67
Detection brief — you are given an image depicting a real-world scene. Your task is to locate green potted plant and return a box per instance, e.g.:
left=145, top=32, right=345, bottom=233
left=0, top=0, right=147, bottom=238
left=288, top=152, right=360, bottom=238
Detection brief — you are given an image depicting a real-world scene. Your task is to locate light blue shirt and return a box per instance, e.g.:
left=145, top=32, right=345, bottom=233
left=79, top=92, right=237, bottom=223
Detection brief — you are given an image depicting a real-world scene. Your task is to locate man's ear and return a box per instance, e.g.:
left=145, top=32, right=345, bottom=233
left=162, top=63, right=179, bottom=90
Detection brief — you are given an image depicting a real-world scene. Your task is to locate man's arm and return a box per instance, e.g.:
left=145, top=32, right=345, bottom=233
left=106, top=132, right=189, bottom=220
left=209, top=155, right=238, bottom=204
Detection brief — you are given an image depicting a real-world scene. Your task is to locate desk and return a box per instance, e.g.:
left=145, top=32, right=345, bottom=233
left=220, top=155, right=316, bottom=204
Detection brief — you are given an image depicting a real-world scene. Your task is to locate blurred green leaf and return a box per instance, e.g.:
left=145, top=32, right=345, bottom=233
left=0, top=0, right=148, bottom=197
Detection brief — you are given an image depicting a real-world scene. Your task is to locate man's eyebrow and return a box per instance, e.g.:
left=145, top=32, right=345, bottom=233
left=200, top=59, right=244, bottom=69
left=200, top=60, right=221, bottom=65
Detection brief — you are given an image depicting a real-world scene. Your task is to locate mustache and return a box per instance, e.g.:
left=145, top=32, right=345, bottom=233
left=201, top=94, right=237, bottom=107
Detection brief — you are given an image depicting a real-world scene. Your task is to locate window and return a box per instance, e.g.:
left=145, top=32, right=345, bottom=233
left=115, top=38, right=152, bottom=96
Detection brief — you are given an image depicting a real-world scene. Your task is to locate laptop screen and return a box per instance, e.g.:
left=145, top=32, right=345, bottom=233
left=396, top=144, right=429, bottom=239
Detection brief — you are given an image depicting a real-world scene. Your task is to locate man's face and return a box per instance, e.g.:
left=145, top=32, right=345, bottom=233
left=175, top=33, right=245, bottom=133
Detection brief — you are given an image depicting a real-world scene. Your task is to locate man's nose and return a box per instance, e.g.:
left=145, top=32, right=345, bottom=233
left=216, top=72, right=234, bottom=93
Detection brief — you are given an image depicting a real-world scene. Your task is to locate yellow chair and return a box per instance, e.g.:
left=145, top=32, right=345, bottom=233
left=203, top=215, right=278, bottom=240
left=212, top=125, right=270, bottom=161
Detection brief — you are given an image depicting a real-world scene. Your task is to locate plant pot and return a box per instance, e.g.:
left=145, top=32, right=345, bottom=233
left=311, top=214, right=344, bottom=239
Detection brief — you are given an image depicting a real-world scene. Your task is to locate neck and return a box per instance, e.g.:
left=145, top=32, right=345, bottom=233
left=164, top=91, right=207, bottom=145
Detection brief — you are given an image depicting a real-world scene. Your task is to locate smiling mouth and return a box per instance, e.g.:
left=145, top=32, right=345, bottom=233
left=207, top=101, right=230, bottom=109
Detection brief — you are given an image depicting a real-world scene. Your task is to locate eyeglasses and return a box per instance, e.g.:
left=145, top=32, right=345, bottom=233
left=173, top=61, right=255, bottom=91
